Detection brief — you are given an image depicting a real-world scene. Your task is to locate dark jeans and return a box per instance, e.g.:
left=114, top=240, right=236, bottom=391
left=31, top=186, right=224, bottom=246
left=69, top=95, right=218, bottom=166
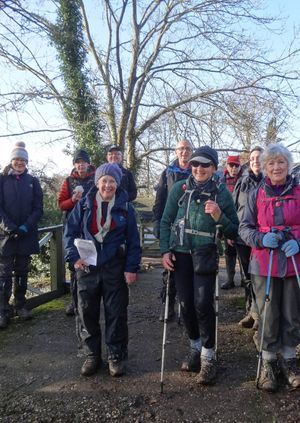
left=0, top=255, right=31, bottom=313
left=253, top=274, right=300, bottom=352
left=174, top=252, right=216, bottom=349
left=76, top=256, right=129, bottom=359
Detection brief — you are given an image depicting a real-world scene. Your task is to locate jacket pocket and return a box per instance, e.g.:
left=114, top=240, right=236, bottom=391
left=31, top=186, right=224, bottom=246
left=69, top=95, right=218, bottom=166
left=192, top=243, right=218, bottom=275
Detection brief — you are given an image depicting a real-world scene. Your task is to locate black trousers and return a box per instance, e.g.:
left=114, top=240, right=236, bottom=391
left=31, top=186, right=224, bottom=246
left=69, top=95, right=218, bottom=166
left=174, top=252, right=216, bottom=349
left=0, top=255, right=31, bottom=313
left=76, top=255, right=129, bottom=359
left=160, top=269, right=176, bottom=305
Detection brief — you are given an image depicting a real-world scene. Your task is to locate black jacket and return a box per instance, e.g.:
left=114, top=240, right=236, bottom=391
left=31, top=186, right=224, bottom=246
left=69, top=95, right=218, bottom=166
left=0, top=169, right=43, bottom=256
left=119, top=165, right=137, bottom=202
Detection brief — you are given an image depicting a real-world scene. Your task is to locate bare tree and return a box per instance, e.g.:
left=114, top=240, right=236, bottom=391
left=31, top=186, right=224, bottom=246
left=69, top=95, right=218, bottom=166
left=0, top=0, right=300, bottom=169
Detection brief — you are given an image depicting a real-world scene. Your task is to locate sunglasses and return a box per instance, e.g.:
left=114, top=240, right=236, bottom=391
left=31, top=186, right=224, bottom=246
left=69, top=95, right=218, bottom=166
left=190, top=161, right=212, bottom=168
left=228, top=163, right=240, bottom=168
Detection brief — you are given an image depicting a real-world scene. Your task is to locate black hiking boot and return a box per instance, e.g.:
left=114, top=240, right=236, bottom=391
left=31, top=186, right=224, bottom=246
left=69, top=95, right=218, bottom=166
left=15, top=307, right=32, bottom=320
left=81, top=356, right=100, bottom=376
left=257, top=359, right=278, bottom=392
left=238, top=314, right=255, bottom=329
left=181, top=349, right=200, bottom=372
left=65, top=302, right=75, bottom=317
left=196, top=357, right=217, bottom=385
left=278, top=358, right=300, bottom=389
left=220, top=281, right=235, bottom=290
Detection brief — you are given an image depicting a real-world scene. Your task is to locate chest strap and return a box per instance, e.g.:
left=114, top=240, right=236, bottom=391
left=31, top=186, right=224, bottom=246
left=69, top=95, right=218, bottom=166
left=184, top=228, right=215, bottom=238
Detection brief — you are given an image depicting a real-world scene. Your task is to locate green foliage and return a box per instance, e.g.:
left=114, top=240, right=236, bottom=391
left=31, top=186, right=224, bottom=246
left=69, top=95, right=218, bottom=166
left=50, top=0, right=105, bottom=164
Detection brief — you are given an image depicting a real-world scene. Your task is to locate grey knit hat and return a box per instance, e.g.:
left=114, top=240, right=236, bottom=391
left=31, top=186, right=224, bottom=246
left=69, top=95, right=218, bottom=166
left=10, top=141, right=29, bottom=162
left=73, top=149, right=90, bottom=164
left=95, top=163, right=122, bottom=186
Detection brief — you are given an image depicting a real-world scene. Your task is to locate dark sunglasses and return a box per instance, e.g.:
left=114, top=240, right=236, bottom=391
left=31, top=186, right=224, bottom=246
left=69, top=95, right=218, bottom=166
left=228, top=163, right=240, bottom=168
left=190, top=161, right=212, bottom=168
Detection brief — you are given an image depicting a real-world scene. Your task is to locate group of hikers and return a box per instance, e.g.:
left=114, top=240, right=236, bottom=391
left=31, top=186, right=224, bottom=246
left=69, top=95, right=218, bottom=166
left=0, top=139, right=299, bottom=393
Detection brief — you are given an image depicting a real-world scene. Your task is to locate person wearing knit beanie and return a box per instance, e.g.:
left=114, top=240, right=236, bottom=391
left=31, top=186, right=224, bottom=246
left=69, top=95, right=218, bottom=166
left=10, top=142, right=29, bottom=163
left=94, top=163, right=122, bottom=187
left=73, top=149, right=90, bottom=165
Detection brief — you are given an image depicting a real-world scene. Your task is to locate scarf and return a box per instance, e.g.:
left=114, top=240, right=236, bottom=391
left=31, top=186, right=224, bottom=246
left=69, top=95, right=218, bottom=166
left=94, top=192, right=115, bottom=243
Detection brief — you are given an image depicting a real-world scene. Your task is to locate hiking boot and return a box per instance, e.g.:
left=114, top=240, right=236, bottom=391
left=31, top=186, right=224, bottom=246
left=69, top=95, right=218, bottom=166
left=108, top=358, right=126, bottom=377
left=0, top=314, right=9, bottom=329
left=238, top=314, right=254, bottom=329
left=15, top=307, right=32, bottom=320
left=278, top=358, right=300, bottom=389
left=257, top=360, right=278, bottom=392
left=181, top=349, right=201, bottom=372
left=81, top=356, right=100, bottom=376
left=159, top=302, right=175, bottom=322
left=65, top=302, right=75, bottom=317
left=220, top=281, right=235, bottom=290
left=196, top=358, right=217, bottom=385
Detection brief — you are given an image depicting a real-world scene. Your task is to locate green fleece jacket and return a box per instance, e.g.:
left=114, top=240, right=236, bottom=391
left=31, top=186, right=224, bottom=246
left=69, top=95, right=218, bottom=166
left=160, top=177, right=239, bottom=254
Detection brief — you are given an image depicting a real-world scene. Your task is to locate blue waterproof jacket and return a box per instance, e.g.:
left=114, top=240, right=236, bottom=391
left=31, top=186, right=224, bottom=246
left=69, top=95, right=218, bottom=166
left=64, top=186, right=141, bottom=273
left=0, top=169, right=43, bottom=256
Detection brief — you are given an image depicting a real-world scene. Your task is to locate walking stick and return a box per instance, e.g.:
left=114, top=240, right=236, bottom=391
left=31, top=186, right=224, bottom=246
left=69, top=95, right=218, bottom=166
left=177, top=302, right=181, bottom=325
left=160, top=270, right=170, bottom=394
left=256, top=249, right=274, bottom=387
left=291, top=255, right=300, bottom=290
left=214, top=224, right=222, bottom=360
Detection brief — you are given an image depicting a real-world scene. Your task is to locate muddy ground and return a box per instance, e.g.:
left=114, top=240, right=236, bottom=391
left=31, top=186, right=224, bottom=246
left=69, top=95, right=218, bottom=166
left=0, top=258, right=300, bottom=423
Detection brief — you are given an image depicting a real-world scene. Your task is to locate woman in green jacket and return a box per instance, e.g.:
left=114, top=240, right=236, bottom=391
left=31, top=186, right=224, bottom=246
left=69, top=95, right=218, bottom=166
left=160, top=146, right=238, bottom=385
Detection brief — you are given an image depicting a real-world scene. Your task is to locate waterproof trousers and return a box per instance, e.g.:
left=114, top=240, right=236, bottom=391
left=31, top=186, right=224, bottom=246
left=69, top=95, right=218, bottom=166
left=76, top=256, right=129, bottom=360
left=0, top=255, right=31, bottom=314
left=253, top=274, right=300, bottom=352
left=174, top=252, right=216, bottom=349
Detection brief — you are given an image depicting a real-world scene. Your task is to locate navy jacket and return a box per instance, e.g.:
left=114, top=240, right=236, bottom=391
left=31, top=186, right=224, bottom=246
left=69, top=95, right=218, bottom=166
left=0, top=169, right=43, bottom=256
left=64, top=186, right=141, bottom=273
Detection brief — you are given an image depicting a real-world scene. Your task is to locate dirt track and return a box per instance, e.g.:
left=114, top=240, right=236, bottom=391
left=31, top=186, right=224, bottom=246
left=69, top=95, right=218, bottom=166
left=0, top=259, right=300, bottom=423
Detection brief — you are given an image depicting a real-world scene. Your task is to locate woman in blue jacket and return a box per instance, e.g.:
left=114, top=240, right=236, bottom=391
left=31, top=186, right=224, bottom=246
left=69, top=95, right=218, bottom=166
left=0, top=142, right=43, bottom=329
left=64, top=163, right=141, bottom=377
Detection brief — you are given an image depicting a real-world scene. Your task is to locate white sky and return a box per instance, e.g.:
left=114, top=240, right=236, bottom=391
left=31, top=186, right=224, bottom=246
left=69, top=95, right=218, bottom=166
left=0, top=0, right=300, bottom=174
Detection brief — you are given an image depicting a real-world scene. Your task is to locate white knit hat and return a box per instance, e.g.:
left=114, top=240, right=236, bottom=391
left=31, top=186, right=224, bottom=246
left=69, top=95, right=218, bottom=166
left=10, top=141, right=29, bottom=162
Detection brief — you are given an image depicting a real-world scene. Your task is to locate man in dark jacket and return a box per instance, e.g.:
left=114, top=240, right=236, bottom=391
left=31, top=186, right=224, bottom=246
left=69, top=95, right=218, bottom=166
left=106, top=145, right=137, bottom=202
left=58, top=149, right=95, bottom=316
left=0, top=142, right=43, bottom=329
left=153, top=139, right=193, bottom=321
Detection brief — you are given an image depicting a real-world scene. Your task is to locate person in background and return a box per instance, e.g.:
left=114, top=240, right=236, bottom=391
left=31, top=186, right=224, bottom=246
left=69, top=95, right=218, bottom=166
left=64, top=163, right=141, bottom=377
left=233, top=147, right=264, bottom=330
left=160, top=146, right=238, bottom=385
left=106, top=145, right=137, bottom=202
left=0, top=142, right=43, bottom=329
left=152, top=139, right=193, bottom=321
left=239, top=143, right=300, bottom=392
left=58, top=149, right=95, bottom=317
left=220, top=155, right=243, bottom=290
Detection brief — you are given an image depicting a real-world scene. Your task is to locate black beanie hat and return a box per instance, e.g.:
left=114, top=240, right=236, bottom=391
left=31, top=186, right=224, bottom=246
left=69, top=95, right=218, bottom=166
left=189, top=146, right=218, bottom=168
left=73, top=149, right=90, bottom=164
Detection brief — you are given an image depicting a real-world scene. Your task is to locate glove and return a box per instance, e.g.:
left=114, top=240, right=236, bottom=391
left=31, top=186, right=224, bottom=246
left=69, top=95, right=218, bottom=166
left=262, top=232, right=280, bottom=249
left=152, top=220, right=160, bottom=239
left=13, top=225, right=29, bottom=239
left=281, top=239, right=300, bottom=257
left=18, top=224, right=28, bottom=233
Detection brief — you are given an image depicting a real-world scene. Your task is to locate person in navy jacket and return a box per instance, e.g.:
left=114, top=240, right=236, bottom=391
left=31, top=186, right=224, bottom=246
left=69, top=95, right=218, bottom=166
left=0, top=142, right=43, bottom=329
left=64, top=163, right=141, bottom=377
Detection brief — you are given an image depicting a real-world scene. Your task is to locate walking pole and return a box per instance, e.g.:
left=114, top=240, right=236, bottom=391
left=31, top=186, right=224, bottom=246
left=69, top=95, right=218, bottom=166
left=256, top=249, right=274, bottom=387
left=177, top=302, right=181, bottom=325
left=291, top=255, right=300, bottom=290
left=214, top=224, right=222, bottom=360
left=160, top=270, right=170, bottom=394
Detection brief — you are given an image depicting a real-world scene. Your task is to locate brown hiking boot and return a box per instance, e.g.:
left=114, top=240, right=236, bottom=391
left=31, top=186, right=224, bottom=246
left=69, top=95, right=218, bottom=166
left=108, top=358, right=126, bottom=377
left=181, top=349, right=200, bottom=372
left=196, top=358, right=217, bottom=385
left=238, top=314, right=255, bottom=329
left=257, top=360, right=278, bottom=392
left=81, top=356, right=100, bottom=376
left=279, top=358, right=300, bottom=389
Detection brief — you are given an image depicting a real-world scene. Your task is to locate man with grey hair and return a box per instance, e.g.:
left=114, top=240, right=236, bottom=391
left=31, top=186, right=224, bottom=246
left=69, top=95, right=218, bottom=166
left=152, top=139, right=193, bottom=321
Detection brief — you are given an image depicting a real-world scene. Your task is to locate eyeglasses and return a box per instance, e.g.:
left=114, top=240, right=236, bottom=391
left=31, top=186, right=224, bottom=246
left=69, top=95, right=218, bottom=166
left=190, top=162, right=212, bottom=168
left=228, top=163, right=240, bottom=168
left=176, top=147, right=192, bottom=152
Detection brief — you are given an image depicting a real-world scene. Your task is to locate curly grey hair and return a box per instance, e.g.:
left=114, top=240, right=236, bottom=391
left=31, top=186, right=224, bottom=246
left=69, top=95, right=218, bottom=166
left=260, top=143, right=293, bottom=176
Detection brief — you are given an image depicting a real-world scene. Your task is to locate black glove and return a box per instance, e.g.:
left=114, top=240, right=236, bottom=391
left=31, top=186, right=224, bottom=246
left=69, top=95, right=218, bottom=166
left=152, top=220, right=160, bottom=239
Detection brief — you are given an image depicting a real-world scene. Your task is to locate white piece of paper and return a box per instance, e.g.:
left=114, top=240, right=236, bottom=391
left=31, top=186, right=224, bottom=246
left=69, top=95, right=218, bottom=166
left=74, top=238, right=97, bottom=266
